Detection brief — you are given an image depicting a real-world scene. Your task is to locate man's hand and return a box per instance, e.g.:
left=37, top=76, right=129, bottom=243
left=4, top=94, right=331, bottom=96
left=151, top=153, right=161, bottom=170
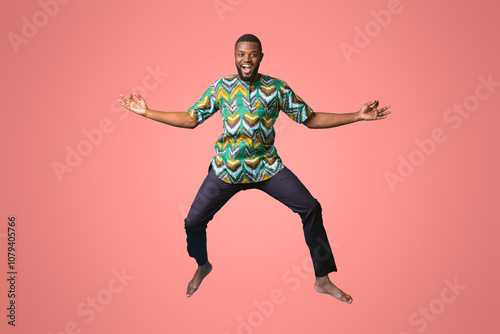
left=359, top=100, right=391, bottom=121
left=119, top=93, right=148, bottom=116
left=118, top=93, right=198, bottom=128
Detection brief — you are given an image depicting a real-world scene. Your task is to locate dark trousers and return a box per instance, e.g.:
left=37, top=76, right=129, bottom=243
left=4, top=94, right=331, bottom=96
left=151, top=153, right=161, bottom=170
left=184, top=165, right=337, bottom=277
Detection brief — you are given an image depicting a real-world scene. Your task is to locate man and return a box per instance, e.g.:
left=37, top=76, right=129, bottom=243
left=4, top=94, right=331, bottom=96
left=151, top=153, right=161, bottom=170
left=119, top=34, right=391, bottom=304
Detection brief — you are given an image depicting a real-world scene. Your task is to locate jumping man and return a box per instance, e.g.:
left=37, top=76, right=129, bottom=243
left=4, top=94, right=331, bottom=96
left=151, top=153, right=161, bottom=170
left=119, top=34, right=391, bottom=304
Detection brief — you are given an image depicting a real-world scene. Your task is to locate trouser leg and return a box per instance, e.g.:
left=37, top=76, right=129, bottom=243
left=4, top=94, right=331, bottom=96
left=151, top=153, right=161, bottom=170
left=256, top=167, right=337, bottom=277
left=184, top=166, right=242, bottom=265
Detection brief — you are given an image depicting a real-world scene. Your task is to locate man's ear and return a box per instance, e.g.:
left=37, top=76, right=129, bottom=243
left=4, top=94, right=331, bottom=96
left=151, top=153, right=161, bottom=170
left=260, top=52, right=264, bottom=61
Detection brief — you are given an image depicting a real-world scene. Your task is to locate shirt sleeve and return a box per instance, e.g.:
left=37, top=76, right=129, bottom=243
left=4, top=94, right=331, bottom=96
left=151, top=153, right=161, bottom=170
left=188, top=80, right=220, bottom=124
left=278, top=82, right=314, bottom=124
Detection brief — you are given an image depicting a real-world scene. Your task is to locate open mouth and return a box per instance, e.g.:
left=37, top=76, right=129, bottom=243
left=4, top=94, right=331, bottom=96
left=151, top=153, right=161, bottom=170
left=241, top=64, right=253, bottom=75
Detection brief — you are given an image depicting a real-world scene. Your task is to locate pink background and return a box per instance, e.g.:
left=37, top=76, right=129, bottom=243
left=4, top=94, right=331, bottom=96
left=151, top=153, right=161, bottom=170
left=2, top=0, right=499, bottom=333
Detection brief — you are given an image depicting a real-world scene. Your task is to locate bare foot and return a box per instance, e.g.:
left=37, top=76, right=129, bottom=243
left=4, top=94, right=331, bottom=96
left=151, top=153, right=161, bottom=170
left=186, top=262, right=213, bottom=297
left=314, top=275, right=353, bottom=304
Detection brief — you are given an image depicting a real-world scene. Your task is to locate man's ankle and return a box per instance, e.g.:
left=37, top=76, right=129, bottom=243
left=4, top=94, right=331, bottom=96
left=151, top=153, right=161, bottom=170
left=315, top=275, right=330, bottom=285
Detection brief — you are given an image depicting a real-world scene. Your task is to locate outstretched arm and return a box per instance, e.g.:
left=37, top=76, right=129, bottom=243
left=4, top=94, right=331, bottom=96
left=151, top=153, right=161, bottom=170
left=119, top=93, right=198, bottom=129
left=303, top=100, right=391, bottom=129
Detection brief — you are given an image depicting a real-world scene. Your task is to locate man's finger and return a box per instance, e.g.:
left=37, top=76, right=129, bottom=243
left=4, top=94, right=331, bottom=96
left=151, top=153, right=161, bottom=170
left=132, top=93, right=143, bottom=100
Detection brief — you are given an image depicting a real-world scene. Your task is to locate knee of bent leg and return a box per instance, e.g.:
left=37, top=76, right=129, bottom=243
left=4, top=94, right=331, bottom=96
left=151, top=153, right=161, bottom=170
left=184, top=208, right=209, bottom=232
left=184, top=214, right=199, bottom=231
left=310, top=198, right=322, bottom=214
left=300, top=198, right=322, bottom=220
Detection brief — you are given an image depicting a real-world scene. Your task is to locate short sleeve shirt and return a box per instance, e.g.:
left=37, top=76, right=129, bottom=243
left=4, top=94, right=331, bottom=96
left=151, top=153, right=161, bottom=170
left=188, top=74, right=313, bottom=184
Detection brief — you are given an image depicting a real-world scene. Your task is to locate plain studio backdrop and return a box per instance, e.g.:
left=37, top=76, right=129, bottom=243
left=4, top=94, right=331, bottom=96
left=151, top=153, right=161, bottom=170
left=1, top=0, right=499, bottom=333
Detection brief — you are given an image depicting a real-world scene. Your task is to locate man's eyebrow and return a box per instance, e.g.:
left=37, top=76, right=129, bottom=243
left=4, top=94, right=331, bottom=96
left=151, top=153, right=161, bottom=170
left=236, top=50, right=258, bottom=53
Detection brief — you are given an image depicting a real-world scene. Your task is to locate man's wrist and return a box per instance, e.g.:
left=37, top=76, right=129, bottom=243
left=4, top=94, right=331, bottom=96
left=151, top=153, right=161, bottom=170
left=354, top=110, right=363, bottom=122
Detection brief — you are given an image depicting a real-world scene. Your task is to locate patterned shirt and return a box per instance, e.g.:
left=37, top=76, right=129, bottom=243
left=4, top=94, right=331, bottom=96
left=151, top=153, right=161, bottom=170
left=188, top=74, right=313, bottom=184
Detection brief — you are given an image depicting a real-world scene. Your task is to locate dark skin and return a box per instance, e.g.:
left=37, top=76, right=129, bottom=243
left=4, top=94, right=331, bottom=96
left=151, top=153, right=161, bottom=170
left=235, top=41, right=263, bottom=82
left=119, top=40, right=392, bottom=303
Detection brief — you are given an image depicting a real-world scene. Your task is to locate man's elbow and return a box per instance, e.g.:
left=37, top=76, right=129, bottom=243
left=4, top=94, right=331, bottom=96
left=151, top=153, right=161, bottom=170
left=186, top=119, right=199, bottom=129
left=304, top=121, right=315, bottom=129
left=183, top=113, right=199, bottom=129
left=303, top=114, right=316, bottom=128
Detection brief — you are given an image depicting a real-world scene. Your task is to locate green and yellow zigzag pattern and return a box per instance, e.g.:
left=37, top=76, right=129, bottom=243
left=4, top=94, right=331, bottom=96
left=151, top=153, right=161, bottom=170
left=189, top=74, right=313, bottom=184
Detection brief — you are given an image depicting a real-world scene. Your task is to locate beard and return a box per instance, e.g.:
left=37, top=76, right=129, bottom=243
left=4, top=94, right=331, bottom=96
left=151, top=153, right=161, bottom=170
left=236, top=63, right=260, bottom=82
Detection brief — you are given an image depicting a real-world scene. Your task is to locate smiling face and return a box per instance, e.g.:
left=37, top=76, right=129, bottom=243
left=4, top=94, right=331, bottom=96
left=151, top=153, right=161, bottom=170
left=234, top=41, right=264, bottom=82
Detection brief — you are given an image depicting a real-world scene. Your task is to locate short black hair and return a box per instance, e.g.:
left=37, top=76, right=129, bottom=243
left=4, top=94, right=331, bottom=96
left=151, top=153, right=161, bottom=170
left=235, top=34, right=262, bottom=52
